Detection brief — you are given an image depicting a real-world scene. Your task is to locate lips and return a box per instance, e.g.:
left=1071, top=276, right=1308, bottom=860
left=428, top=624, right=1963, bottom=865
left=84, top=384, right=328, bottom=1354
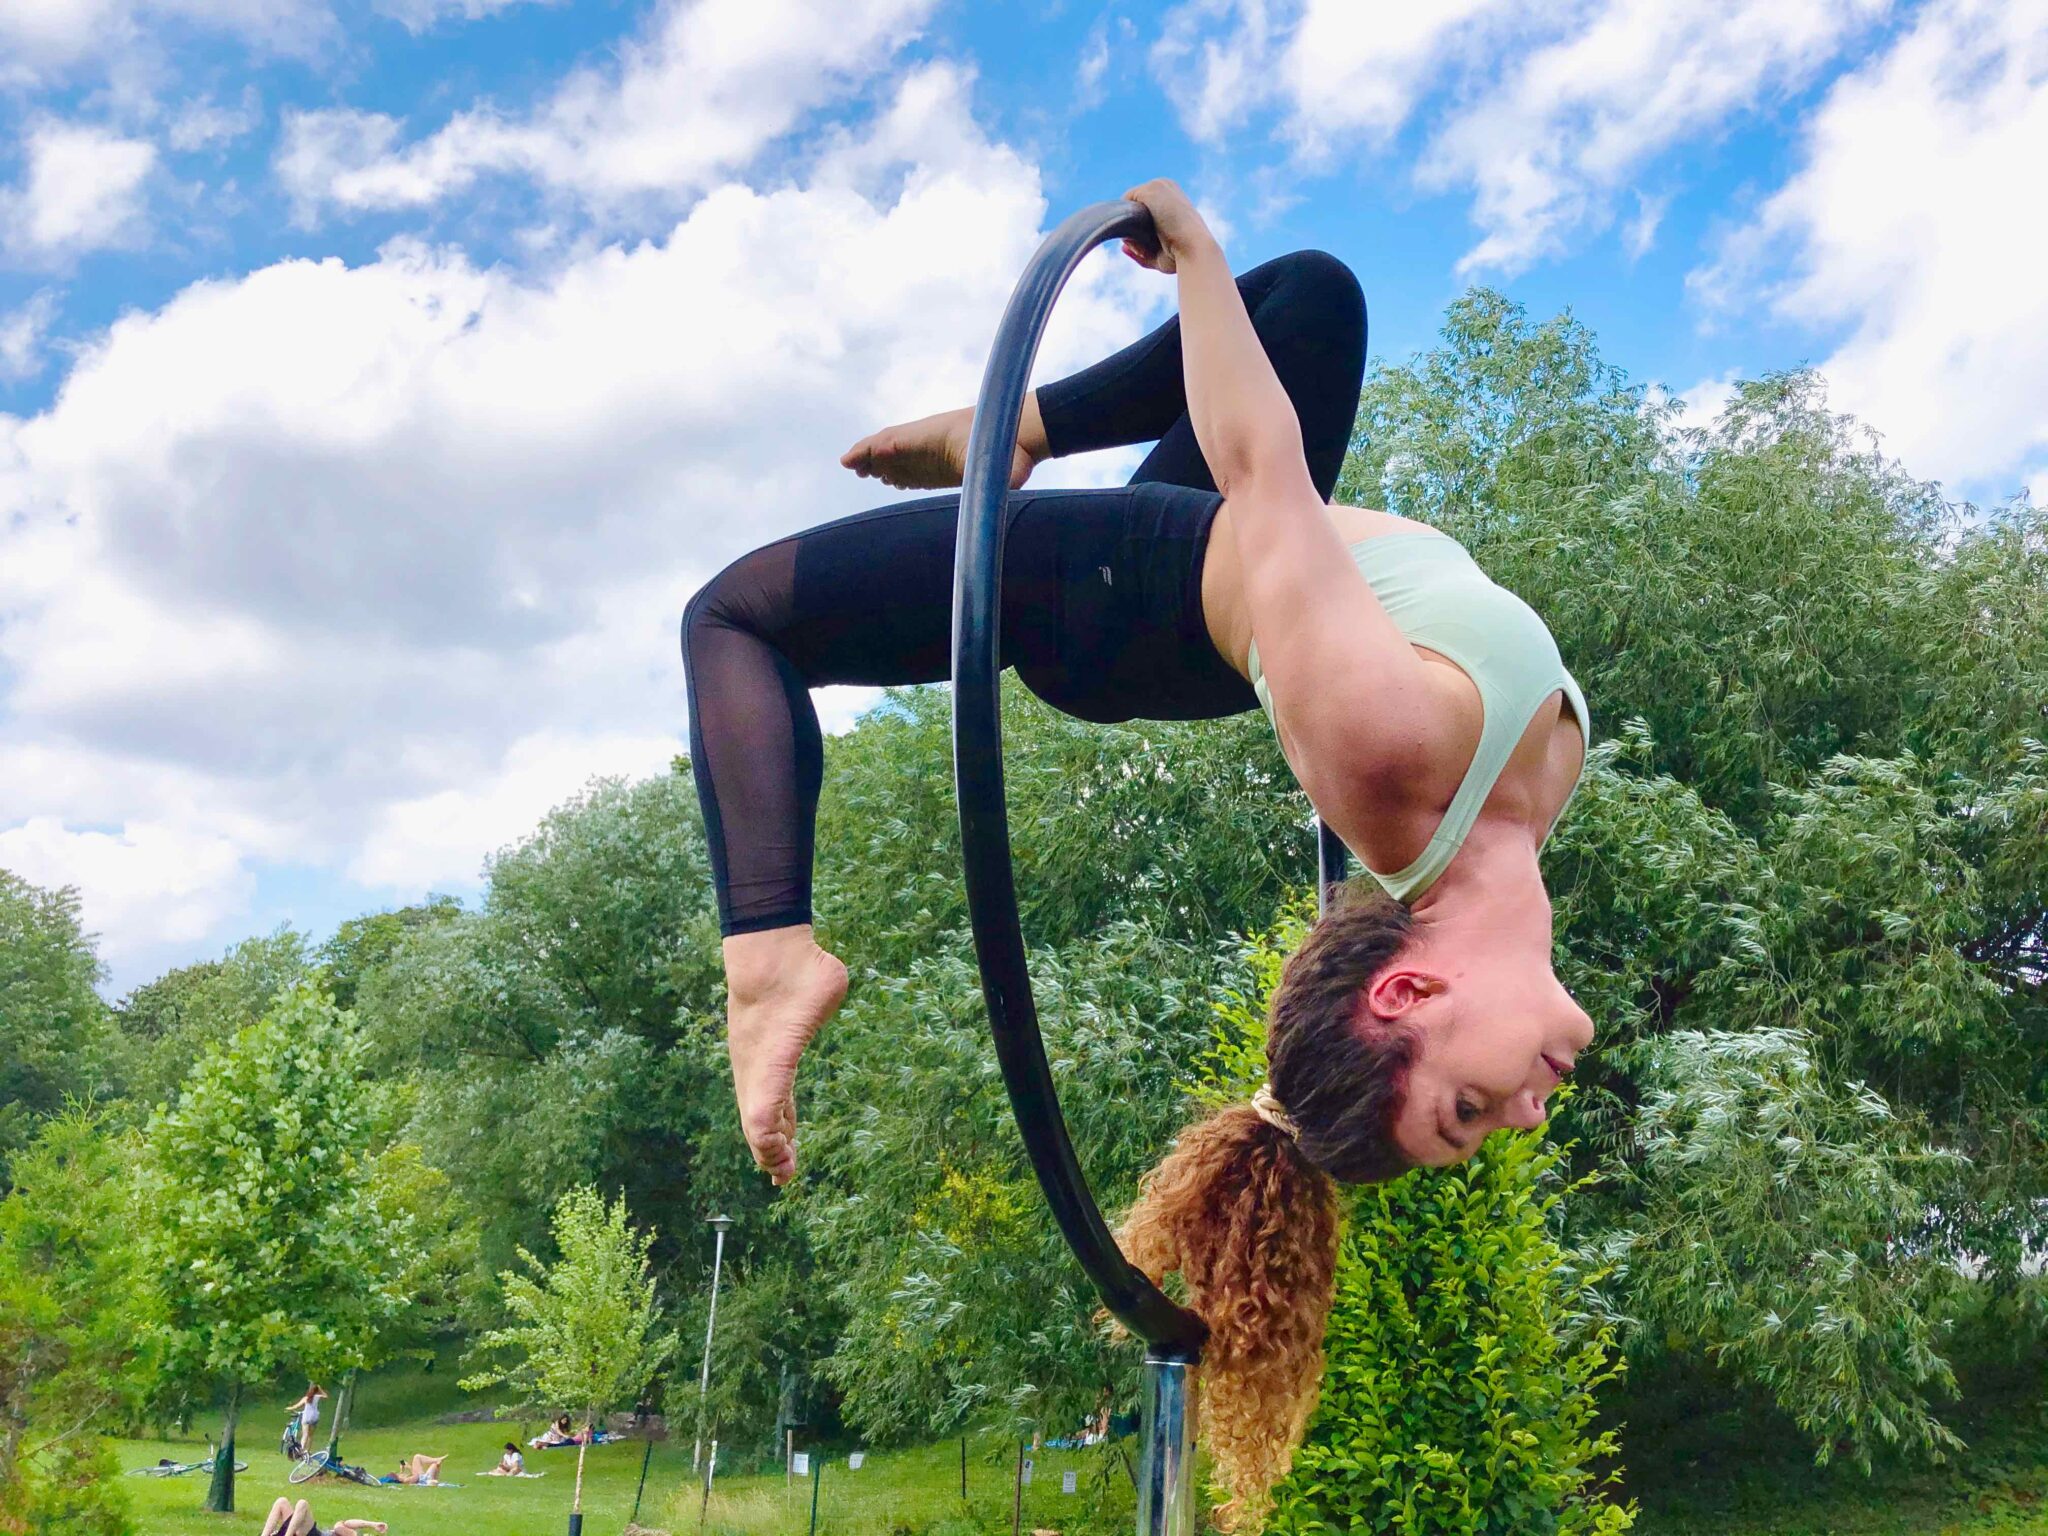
left=1541, top=1053, right=1573, bottom=1083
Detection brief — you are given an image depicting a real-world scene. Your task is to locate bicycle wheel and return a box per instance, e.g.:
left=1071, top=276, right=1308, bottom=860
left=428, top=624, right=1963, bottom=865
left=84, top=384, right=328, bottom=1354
left=289, top=1451, right=329, bottom=1484
left=127, top=1461, right=193, bottom=1477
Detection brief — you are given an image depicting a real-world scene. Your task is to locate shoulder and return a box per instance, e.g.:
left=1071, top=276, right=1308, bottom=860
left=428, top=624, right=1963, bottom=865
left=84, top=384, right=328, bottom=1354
left=1318, top=657, right=1484, bottom=872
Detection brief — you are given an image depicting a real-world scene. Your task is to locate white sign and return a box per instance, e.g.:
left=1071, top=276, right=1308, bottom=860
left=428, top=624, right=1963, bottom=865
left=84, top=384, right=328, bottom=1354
left=1021, top=1457, right=1033, bottom=1486
left=792, top=1452, right=810, bottom=1476
left=848, top=1452, right=865, bottom=1470
left=1062, top=1470, right=1077, bottom=1494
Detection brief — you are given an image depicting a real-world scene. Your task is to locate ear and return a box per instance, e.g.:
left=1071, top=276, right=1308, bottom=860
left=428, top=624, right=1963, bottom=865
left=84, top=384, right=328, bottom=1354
left=1363, top=964, right=1444, bottom=1022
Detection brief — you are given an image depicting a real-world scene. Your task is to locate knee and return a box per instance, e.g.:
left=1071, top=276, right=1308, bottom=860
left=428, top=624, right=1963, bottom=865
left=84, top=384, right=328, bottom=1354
left=1282, top=248, right=1364, bottom=309
left=681, top=562, right=742, bottom=666
left=681, top=579, right=717, bottom=664
left=682, top=548, right=780, bottom=665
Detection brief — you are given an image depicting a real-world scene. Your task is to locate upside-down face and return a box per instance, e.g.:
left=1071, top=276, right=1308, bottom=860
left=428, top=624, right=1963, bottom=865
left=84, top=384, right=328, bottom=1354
left=1367, top=949, right=1595, bottom=1167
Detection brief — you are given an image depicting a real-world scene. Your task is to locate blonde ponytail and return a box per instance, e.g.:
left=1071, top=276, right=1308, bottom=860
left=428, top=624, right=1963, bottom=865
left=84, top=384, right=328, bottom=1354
left=1120, top=1103, right=1341, bottom=1531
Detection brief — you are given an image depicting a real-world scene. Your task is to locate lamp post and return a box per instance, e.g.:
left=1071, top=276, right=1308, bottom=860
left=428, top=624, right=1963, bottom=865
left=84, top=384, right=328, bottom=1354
left=691, top=1214, right=733, bottom=1475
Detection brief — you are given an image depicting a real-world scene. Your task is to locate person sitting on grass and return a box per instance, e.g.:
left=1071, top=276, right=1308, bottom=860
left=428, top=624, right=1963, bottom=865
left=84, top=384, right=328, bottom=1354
left=258, top=1496, right=386, bottom=1536
left=386, top=1452, right=448, bottom=1485
left=482, top=1442, right=526, bottom=1476
left=529, top=1414, right=576, bottom=1448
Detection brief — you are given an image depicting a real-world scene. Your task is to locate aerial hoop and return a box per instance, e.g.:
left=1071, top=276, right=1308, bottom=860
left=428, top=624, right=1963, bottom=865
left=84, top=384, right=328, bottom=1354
left=952, top=199, right=1352, bottom=1534
left=951, top=199, right=1203, bottom=1536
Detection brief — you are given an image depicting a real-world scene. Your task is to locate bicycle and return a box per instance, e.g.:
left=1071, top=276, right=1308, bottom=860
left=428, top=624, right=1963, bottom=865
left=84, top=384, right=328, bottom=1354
left=128, top=1437, right=249, bottom=1478
left=288, top=1444, right=382, bottom=1488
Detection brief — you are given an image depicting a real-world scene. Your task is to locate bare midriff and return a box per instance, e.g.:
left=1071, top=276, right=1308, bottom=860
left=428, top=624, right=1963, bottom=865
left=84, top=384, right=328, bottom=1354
left=1201, top=499, right=1586, bottom=856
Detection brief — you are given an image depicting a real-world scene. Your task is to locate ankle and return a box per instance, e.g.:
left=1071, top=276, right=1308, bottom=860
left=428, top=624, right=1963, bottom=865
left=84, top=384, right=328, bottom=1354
left=722, top=926, right=822, bottom=1003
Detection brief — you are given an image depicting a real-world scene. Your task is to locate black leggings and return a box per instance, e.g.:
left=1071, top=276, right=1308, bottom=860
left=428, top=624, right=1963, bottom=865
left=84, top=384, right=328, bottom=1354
left=682, top=250, right=1368, bottom=936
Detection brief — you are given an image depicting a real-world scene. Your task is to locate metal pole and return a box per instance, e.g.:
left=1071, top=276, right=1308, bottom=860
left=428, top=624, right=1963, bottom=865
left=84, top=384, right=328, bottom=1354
left=960, top=1433, right=968, bottom=1501
left=696, top=1433, right=717, bottom=1534
left=691, top=1215, right=733, bottom=1472
left=1134, top=1355, right=1199, bottom=1536
left=630, top=1434, right=654, bottom=1524
left=1011, top=1438, right=1026, bottom=1536
left=807, top=1455, right=823, bottom=1536
left=1317, top=818, right=1349, bottom=915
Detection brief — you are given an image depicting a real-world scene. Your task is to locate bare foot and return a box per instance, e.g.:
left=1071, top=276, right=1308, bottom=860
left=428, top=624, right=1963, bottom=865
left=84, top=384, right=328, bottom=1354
left=841, top=405, right=1040, bottom=491
left=723, top=928, right=850, bottom=1186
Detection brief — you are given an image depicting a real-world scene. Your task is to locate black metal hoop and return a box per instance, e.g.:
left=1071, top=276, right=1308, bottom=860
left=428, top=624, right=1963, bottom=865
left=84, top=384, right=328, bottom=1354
left=950, top=199, right=1206, bottom=1358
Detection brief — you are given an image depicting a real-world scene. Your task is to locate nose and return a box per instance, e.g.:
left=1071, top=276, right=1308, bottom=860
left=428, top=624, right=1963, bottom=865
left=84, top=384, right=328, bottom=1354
left=1505, top=1089, right=1549, bottom=1130
left=1564, top=996, right=1595, bottom=1054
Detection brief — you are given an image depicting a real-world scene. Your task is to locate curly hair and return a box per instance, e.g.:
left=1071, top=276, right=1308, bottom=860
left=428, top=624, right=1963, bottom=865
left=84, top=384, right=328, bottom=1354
left=1119, top=880, right=1419, bottom=1529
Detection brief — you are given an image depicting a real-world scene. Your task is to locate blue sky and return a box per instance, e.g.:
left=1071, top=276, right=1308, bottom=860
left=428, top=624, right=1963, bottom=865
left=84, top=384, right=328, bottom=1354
left=2, top=0, right=2043, bottom=991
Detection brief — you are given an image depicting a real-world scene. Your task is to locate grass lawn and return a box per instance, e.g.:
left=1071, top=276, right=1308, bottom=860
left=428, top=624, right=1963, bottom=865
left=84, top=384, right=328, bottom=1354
left=113, top=1413, right=2048, bottom=1536
left=109, top=1355, right=2048, bottom=1535
left=115, top=1420, right=691, bottom=1536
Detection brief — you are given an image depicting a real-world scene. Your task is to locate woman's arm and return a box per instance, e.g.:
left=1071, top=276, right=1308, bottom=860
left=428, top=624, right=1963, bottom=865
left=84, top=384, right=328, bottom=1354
left=1125, top=181, right=1446, bottom=827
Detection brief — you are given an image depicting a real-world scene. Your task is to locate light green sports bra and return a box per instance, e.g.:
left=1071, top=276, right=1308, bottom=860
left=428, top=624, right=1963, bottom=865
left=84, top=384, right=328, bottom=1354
left=1246, top=530, right=1590, bottom=902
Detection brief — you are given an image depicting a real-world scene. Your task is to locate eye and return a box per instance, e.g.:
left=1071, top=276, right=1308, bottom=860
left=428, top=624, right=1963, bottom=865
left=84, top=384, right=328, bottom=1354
left=1455, top=1096, right=1481, bottom=1125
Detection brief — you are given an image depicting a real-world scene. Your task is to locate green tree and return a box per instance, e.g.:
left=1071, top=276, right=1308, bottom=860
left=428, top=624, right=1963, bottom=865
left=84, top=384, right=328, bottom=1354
left=799, top=919, right=1223, bottom=1442
left=1356, top=294, right=2047, bottom=1463
left=0, top=871, right=116, bottom=1182
left=316, top=897, right=461, bottom=1011
left=461, top=1185, right=677, bottom=1531
left=114, top=928, right=314, bottom=1110
left=0, top=1108, right=144, bottom=1536
left=138, top=983, right=421, bottom=1511
left=355, top=771, right=732, bottom=1273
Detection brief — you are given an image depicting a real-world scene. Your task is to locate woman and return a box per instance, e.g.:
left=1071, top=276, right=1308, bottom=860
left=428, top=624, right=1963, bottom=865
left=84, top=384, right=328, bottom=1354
left=257, top=1497, right=385, bottom=1536
left=528, top=1414, right=575, bottom=1448
left=387, top=1452, right=448, bottom=1485
left=284, top=1383, right=326, bottom=1453
left=683, top=179, right=1594, bottom=1521
left=482, top=1441, right=527, bottom=1476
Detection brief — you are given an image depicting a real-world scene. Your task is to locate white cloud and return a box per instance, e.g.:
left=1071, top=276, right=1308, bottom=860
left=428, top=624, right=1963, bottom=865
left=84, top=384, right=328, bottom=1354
left=1672, top=373, right=1740, bottom=434
left=1427, top=0, right=1890, bottom=274
left=0, top=816, right=254, bottom=973
left=0, top=292, right=62, bottom=383
left=1076, top=15, right=1136, bottom=113
left=0, top=0, right=332, bottom=83
left=1695, top=0, right=2048, bottom=491
left=2, top=123, right=158, bottom=262
left=349, top=730, right=678, bottom=889
left=372, top=0, right=560, bottom=30
left=2, top=61, right=1156, bottom=972
left=1151, top=0, right=1888, bottom=272
left=1622, top=190, right=1668, bottom=260
left=276, top=0, right=941, bottom=224
left=166, top=89, right=263, bottom=152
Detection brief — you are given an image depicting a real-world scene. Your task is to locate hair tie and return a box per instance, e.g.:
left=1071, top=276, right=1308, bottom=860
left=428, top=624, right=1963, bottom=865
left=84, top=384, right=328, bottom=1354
left=1250, top=1082, right=1300, bottom=1140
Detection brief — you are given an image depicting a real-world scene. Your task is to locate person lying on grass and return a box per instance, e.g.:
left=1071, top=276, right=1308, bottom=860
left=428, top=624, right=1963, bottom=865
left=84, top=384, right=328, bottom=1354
left=386, top=1452, right=448, bottom=1485
left=258, top=1497, right=386, bottom=1536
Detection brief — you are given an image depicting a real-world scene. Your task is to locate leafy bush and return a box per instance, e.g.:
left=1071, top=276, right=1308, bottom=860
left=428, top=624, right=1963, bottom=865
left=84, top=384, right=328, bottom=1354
left=1269, top=1134, right=1634, bottom=1536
